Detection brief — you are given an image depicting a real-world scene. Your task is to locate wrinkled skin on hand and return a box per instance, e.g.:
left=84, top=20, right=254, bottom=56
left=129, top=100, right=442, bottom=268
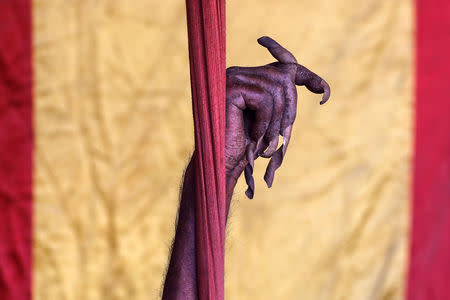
left=225, top=36, right=331, bottom=199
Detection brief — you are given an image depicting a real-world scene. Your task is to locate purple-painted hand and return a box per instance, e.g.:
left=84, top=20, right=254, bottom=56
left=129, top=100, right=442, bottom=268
left=163, top=36, right=331, bottom=300
left=225, top=36, right=330, bottom=199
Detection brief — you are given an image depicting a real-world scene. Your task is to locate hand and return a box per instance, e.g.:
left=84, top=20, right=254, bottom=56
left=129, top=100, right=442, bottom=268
left=225, top=36, right=331, bottom=199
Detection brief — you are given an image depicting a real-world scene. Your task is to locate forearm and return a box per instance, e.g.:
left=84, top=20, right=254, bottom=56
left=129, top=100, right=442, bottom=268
left=162, top=158, right=198, bottom=300
left=162, top=156, right=240, bottom=300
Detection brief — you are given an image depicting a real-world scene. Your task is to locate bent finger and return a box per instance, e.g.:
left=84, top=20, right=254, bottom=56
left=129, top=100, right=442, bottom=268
left=295, top=64, right=331, bottom=105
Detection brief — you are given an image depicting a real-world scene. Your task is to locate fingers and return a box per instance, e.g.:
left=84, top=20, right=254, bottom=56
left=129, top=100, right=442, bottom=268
left=229, top=73, right=285, bottom=158
left=225, top=37, right=332, bottom=197
left=240, top=67, right=297, bottom=163
left=228, top=66, right=297, bottom=188
left=263, top=64, right=332, bottom=186
left=257, top=36, right=297, bottom=64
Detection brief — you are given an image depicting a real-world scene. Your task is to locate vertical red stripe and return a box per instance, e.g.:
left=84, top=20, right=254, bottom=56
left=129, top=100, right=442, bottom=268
left=0, top=1, right=33, bottom=300
left=185, top=0, right=226, bottom=299
left=408, top=1, right=450, bottom=299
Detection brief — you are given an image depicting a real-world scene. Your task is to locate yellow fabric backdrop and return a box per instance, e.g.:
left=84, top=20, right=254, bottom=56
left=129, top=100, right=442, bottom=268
left=33, top=0, right=412, bottom=299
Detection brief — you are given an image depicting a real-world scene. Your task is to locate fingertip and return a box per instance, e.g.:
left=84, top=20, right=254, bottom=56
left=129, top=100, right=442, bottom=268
left=257, top=36, right=267, bottom=42
left=245, top=188, right=254, bottom=199
left=257, top=36, right=274, bottom=47
left=264, top=172, right=274, bottom=188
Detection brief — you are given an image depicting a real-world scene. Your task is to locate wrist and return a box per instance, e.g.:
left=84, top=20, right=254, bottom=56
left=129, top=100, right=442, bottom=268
left=225, top=159, right=247, bottom=211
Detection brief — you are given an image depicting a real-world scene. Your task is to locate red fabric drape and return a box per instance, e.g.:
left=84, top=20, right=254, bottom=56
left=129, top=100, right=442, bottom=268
left=0, top=1, right=33, bottom=299
left=185, top=0, right=226, bottom=299
left=407, top=0, right=450, bottom=299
